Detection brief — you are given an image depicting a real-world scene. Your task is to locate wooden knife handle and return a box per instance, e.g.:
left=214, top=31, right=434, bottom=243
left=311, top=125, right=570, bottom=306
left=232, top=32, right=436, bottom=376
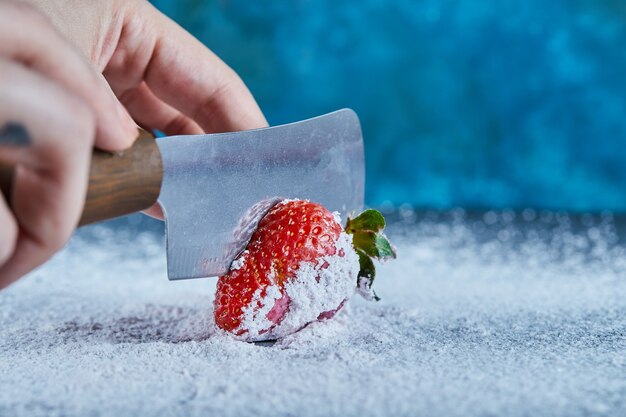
left=79, top=130, right=163, bottom=225
left=0, top=129, right=163, bottom=226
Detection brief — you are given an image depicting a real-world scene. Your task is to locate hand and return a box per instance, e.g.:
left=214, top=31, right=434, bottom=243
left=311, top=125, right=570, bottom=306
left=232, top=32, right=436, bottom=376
left=25, top=0, right=268, bottom=218
left=0, top=1, right=139, bottom=289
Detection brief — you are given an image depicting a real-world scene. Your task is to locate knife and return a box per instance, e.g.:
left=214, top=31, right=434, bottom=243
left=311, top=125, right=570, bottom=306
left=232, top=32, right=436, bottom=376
left=0, top=109, right=365, bottom=280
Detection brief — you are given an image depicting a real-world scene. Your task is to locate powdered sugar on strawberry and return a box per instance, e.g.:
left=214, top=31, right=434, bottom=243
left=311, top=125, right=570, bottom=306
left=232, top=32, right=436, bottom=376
left=267, top=230, right=359, bottom=339
left=231, top=230, right=359, bottom=341
left=230, top=250, right=248, bottom=271
left=236, top=282, right=282, bottom=339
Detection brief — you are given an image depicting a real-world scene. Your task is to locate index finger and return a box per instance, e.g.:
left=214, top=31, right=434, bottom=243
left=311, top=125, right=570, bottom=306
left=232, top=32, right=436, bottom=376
left=104, top=1, right=267, bottom=134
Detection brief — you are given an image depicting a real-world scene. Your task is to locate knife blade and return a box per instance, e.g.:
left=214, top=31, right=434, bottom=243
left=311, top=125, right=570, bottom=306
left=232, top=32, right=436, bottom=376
left=0, top=109, right=365, bottom=280
left=158, top=109, right=364, bottom=279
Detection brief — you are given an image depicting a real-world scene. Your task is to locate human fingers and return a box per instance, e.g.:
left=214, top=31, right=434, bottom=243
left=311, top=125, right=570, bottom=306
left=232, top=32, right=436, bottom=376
left=118, top=82, right=204, bottom=136
left=104, top=0, right=267, bottom=134
left=0, top=58, right=95, bottom=288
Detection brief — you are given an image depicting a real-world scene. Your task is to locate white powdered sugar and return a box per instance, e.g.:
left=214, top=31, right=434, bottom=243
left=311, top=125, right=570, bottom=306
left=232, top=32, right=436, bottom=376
left=231, top=231, right=360, bottom=342
left=229, top=205, right=361, bottom=342
left=266, top=230, right=360, bottom=340
left=230, top=250, right=248, bottom=271
left=357, top=276, right=376, bottom=300
left=236, top=282, right=282, bottom=340
left=5, top=215, right=626, bottom=416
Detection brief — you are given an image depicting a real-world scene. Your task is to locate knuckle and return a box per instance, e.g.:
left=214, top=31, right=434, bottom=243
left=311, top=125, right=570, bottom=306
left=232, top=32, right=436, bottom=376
left=215, top=71, right=241, bottom=96
left=192, top=74, right=240, bottom=121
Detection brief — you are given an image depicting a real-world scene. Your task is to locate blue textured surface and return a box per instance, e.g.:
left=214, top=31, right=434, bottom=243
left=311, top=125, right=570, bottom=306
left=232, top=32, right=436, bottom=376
left=150, top=0, right=626, bottom=211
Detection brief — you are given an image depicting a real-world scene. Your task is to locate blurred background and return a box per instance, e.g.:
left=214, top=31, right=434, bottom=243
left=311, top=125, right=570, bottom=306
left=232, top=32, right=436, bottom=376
left=150, top=0, right=626, bottom=212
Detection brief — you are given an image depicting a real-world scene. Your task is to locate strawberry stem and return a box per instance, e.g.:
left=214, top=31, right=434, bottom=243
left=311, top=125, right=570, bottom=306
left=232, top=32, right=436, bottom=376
left=345, top=209, right=397, bottom=300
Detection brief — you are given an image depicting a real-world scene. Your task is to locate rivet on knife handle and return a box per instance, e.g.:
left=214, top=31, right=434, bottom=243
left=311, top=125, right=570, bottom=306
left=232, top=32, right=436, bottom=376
left=79, top=130, right=163, bottom=225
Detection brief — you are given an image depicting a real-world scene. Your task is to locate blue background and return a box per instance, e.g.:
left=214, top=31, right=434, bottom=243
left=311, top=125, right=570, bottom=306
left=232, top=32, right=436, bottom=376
left=151, top=0, right=626, bottom=212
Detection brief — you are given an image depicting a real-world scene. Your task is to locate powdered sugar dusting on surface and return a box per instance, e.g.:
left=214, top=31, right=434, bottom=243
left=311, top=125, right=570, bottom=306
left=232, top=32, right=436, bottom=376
left=3, top=213, right=626, bottom=416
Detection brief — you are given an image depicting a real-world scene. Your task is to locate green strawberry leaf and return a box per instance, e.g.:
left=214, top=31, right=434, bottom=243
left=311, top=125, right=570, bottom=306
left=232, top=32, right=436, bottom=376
left=373, top=234, right=397, bottom=259
left=346, top=209, right=386, bottom=234
left=352, top=231, right=397, bottom=260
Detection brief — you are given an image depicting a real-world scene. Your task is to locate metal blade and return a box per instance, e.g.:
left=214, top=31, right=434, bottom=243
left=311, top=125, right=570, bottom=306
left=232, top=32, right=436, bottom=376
left=156, top=109, right=364, bottom=280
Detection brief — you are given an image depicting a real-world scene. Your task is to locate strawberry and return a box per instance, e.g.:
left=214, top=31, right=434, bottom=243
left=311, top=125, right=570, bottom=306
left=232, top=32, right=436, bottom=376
left=213, top=199, right=396, bottom=341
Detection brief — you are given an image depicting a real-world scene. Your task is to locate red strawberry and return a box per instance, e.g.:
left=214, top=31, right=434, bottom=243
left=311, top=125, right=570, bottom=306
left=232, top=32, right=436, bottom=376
left=213, top=199, right=396, bottom=341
